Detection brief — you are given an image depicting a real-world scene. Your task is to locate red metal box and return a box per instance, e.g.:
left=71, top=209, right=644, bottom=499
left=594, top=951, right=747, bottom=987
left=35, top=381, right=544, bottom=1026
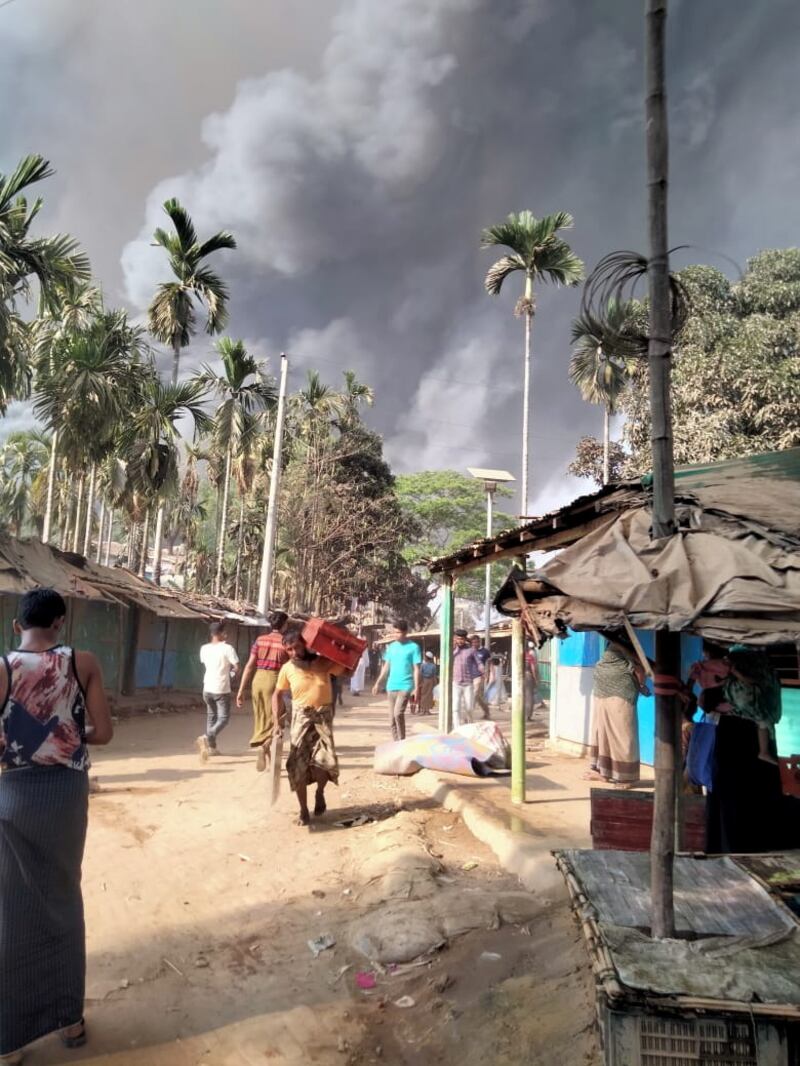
left=301, top=618, right=367, bottom=671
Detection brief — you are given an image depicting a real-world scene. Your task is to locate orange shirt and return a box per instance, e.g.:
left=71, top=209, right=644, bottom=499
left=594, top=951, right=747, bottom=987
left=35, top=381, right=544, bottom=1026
left=275, top=656, right=345, bottom=708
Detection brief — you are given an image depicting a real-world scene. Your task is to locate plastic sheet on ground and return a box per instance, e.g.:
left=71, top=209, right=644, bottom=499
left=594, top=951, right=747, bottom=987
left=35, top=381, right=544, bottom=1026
left=373, top=722, right=510, bottom=777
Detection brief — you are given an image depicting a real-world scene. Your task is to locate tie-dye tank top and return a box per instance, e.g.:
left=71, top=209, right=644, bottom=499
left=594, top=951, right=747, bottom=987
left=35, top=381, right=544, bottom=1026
left=0, top=645, right=89, bottom=770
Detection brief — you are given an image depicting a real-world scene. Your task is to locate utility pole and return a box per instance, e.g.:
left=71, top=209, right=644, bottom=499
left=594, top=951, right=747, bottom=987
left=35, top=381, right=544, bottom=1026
left=257, top=353, right=289, bottom=615
left=483, top=485, right=493, bottom=648
left=645, top=0, right=679, bottom=940
left=468, top=468, right=515, bottom=649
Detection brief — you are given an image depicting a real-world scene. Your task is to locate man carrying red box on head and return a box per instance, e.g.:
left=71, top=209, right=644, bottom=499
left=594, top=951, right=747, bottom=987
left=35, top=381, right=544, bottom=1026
left=272, top=627, right=346, bottom=827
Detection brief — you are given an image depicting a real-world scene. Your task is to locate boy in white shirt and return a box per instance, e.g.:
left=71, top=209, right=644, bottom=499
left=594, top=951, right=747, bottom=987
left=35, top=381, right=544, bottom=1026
left=198, top=622, right=239, bottom=759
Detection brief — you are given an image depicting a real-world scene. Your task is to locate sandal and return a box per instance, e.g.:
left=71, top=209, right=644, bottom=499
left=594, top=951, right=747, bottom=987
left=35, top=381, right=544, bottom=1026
left=581, top=770, right=605, bottom=782
left=297, top=811, right=310, bottom=827
left=61, top=1019, right=87, bottom=1049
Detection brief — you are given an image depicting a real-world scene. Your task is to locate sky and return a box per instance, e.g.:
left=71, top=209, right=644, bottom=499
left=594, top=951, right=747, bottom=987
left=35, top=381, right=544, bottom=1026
left=4, top=0, right=800, bottom=517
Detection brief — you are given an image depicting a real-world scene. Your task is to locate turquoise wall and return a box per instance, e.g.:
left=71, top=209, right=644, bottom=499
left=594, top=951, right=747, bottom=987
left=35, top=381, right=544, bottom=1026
left=556, top=628, right=703, bottom=766
left=0, top=593, right=266, bottom=697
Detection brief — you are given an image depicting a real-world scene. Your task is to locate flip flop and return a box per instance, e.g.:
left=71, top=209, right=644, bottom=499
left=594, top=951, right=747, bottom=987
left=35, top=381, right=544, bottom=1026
left=61, top=1019, right=87, bottom=1048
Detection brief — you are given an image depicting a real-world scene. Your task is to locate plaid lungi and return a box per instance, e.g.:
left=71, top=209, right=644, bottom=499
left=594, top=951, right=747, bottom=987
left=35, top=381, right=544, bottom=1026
left=285, top=703, right=339, bottom=791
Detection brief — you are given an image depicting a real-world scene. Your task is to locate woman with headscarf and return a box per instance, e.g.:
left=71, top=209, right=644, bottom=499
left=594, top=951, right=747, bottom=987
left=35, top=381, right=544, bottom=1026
left=583, top=635, right=648, bottom=789
left=706, top=645, right=798, bottom=853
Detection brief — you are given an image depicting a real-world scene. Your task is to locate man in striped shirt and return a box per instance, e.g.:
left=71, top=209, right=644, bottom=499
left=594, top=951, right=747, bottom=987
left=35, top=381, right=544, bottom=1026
left=452, top=628, right=483, bottom=727
left=236, top=611, right=290, bottom=770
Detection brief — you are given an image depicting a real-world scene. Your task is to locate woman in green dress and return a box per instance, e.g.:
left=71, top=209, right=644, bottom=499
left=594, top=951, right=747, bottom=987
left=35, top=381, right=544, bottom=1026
left=584, top=636, right=648, bottom=788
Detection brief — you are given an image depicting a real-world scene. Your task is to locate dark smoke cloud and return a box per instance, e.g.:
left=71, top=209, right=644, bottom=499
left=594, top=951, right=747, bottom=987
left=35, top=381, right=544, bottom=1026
left=5, top=0, right=800, bottom=515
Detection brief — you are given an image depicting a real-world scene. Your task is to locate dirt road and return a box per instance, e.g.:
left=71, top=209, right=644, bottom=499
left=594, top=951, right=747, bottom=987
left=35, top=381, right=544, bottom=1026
left=28, top=699, right=598, bottom=1065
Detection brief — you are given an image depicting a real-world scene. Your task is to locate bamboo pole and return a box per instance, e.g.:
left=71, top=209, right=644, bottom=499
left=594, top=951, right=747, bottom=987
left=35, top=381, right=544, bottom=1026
left=511, top=616, right=526, bottom=804
left=645, top=0, right=679, bottom=940
left=438, top=575, right=454, bottom=734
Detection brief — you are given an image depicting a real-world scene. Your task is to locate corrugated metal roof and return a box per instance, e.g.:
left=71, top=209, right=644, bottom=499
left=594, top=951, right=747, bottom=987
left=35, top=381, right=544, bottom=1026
left=0, top=535, right=269, bottom=625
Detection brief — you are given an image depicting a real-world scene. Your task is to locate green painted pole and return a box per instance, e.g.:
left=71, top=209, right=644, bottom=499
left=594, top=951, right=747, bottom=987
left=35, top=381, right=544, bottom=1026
left=439, top=574, right=454, bottom=733
left=511, top=617, right=526, bottom=804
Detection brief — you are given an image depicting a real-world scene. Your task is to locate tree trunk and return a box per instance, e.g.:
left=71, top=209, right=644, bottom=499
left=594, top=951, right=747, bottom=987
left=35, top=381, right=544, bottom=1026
left=234, top=492, right=245, bottom=601
left=82, top=464, right=97, bottom=557
left=246, top=559, right=254, bottom=604
left=602, top=405, right=611, bottom=485
left=60, top=482, right=72, bottom=551
left=104, top=508, right=114, bottom=566
left=138, top=509, right=151, bottom=579
left=521, top=275, right=533, bottom=517
left=95, top=498, right=106, bottom=563
left=645, top=0, right=678, bottom=941
left=152, top=503, right=166, bottom=586
left=42, top=429, right=59, bottom=544
left=214, top=445, right=233, bottom=597
left=171, top=337, right=182, bottom=387
left=71, top=474, right=85, bottom=553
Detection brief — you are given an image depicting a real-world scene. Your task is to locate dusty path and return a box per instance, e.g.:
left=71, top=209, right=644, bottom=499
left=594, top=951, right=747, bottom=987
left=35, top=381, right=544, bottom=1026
left=26, top=698, right=598, bottom=1066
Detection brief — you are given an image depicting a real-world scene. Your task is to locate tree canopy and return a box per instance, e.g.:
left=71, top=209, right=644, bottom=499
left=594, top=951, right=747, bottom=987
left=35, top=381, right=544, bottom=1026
left=396, top=470, right=515, bottom=602
left=569, top=249, right=800, bottom=483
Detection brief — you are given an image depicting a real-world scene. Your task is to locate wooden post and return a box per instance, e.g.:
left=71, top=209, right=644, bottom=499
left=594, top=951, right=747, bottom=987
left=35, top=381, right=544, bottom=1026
left=121, top=606, right=141, bottom=697
left=645, top=0, right=675, bottom=540
left=650, top=630, right=679, bottom=937
left=157, top=620, right=170, bottom=691
left=511, top=617, right=526, bottom=805
left=438, top=574, right=454, bottom=734
left=645, top=0, right=679, bottom=940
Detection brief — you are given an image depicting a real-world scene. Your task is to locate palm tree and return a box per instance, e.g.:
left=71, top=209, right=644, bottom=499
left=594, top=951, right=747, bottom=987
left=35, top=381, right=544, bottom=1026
left=481, top=211, right=583, bottom=513
left=147, top=198, right=235, bottom=585
left=34, top=309, right=146, bottom=548
left=122, top=375, right=212, bottom=581
left=0, top=430, right=49, bottom=534
left=0, top=155, right=91, bottom=413
left=569, top=300, right=635, bottom=484
left=147, top=199, right=236, bottom=386
left=197, top=339, right=275, bottom=595
left=337, top=369, right=375, bottom=435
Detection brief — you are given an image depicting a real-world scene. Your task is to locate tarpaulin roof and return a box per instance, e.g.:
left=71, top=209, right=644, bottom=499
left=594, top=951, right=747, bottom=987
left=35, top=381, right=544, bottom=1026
left=491, top=448, right=800, bottom=646
left=0, top=535, right=269, bottom=626
left=429, top=446, right=800, bottom=577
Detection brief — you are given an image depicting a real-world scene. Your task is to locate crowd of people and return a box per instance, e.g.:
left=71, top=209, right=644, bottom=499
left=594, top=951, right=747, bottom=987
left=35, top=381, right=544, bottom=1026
left=583, top=633, right=797, bottom=853
left=5, top=590, right=794, bottom=1062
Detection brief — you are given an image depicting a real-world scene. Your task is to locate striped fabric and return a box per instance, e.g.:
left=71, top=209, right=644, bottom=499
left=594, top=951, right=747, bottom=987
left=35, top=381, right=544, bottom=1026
left=0, top=765, right=88, bottom=1056
left=251, top=632, right=289, bottom=673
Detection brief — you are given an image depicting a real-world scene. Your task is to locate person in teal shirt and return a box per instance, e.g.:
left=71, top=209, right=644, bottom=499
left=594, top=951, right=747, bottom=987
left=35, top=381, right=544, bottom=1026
left=372, top=619, right=422, bottom=740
